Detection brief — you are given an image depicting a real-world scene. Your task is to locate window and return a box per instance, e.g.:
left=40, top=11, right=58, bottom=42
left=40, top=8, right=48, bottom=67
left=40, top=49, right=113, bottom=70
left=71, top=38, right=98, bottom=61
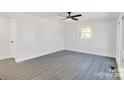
left=79, top=26, right=91, bottom=39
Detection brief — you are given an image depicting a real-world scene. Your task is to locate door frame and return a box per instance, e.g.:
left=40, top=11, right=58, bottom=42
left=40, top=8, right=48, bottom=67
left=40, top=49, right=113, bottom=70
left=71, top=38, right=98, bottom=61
left=116, top=13, right=124, bottom=79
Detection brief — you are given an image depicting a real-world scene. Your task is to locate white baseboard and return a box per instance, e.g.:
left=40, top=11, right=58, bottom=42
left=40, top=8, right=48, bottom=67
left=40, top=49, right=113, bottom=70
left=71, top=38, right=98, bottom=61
left=15, top=49, right=64, bottom=62
left=14, top=48, right=115, bottom=61
left=64, top=48, right=116, bottom=58
left=0, top=56, right=11, bottom=61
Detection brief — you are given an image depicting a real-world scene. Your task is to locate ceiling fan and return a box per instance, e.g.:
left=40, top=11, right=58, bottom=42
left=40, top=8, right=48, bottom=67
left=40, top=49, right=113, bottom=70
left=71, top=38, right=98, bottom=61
left=61, top=12, right=82, bottom=21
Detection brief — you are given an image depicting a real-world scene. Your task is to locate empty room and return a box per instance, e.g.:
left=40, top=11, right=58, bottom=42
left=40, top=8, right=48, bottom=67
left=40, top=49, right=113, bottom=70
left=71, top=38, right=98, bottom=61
left=0, top=12, right=123, bottom=80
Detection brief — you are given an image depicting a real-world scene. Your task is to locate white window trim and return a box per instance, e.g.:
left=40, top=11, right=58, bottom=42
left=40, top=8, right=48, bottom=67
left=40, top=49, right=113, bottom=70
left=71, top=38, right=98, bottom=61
left=78, top=25, right=92, bottom=39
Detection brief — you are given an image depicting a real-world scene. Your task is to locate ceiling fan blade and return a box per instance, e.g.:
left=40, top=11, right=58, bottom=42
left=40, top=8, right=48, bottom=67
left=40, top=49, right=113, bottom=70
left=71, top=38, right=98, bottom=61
left=71, top=17, right=78, bottom=21
left=71, top=14, right=82, bottom=17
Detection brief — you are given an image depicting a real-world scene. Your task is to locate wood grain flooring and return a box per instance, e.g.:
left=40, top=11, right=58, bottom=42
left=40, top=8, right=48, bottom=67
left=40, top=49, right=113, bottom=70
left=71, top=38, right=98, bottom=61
left=0, top=50, right=120, bottom=80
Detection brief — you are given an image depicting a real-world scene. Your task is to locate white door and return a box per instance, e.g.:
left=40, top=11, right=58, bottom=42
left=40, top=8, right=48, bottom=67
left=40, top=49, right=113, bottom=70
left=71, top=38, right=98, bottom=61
left=10, top=19, right=16, bottom=58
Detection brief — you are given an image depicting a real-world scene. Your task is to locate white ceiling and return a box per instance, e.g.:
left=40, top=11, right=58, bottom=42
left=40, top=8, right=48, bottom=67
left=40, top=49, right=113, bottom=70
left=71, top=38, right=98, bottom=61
left=26, top=12, right=119, bottom=22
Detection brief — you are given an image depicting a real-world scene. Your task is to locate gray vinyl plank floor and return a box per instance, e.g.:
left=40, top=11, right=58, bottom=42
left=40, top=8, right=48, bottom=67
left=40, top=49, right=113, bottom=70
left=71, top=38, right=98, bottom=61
left=0, top=50, right=120, bottom=80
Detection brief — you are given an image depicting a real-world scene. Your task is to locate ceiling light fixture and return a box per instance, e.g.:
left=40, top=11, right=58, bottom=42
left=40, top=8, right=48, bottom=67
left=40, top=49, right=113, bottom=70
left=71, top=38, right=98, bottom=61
left=66, top=18, right=72, bottom=20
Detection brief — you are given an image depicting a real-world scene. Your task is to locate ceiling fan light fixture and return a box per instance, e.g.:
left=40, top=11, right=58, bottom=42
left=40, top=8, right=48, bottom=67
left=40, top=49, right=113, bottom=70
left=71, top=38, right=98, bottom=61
left=66, top=18, right=72, bottom=20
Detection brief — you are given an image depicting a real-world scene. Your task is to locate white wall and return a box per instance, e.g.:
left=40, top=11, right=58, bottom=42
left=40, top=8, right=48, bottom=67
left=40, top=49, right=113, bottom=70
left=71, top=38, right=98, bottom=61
left=14, top=14, right=64, bottom=62
left=0, top=17, right=10, bottom=60
left=64, top=19, right=117, bottom=57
